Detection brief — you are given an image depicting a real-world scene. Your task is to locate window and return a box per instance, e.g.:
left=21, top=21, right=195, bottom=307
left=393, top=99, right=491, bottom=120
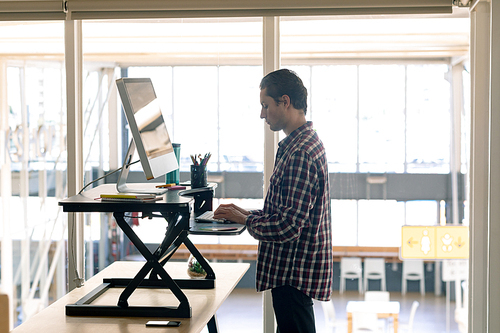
left=123, top=63, right=459, bottom=247
left=310, top=66, right=358, bottom=172
left=406, top=64, right=451, bottom=173
left=331, top=200, right=358, bottom=246
left=127, top=65, right=263, bottom=172
left=359, top=65, right=406, bottom=173
left=0, top=14, right=472, bottom=330
left=219, top=66, right=263, bottom=172
left=3, top=22, right=66, bottom=326
left=358, top=200, right=404, bottom=246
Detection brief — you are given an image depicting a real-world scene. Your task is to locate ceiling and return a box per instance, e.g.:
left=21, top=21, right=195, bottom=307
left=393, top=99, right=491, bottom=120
left=0, top=8, right=470, bottom=66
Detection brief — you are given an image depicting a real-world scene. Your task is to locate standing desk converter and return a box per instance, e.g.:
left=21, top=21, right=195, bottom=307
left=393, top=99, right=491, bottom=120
left=59, top=183, right=245, bottom=323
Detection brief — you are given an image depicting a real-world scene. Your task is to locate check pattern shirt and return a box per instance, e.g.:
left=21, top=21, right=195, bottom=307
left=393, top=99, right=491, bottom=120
left=245, top=122, right=333, bottom=301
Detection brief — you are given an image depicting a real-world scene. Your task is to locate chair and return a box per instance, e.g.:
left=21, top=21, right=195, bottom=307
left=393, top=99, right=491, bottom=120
left=455, top=281, right=468, bottom=333
left=363, top=258, right=387, bottom=291
left=364, top=291, right=391, bottom=331
left=340, top=257, right=363, bottom=294
left=364, top=291, right=390, bottom=302
left=402, top=260, right=425, bottom=295
left=390, top=300, right=419, bottom=333
left=321, top=300, right=341, bottom=332
left=352, top=311, right=383, bottom=333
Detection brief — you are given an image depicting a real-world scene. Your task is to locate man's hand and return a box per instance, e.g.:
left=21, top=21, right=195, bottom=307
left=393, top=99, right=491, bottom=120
left=214, top=204, right=249, bottom=225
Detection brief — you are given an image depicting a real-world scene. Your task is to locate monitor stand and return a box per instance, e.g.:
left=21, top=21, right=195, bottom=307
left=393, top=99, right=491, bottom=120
left=116, top=139, right=168, bottom=195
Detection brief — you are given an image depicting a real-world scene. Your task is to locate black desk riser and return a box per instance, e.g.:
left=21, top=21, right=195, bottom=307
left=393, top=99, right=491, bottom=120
left=59, top=183, right=245, bottom=323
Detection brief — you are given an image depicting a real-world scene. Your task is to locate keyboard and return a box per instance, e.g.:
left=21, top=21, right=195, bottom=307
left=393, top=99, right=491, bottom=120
left=195, top=211, right=231, bottom=224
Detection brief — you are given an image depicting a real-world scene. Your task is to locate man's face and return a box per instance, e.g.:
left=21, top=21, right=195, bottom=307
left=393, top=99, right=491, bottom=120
left=260, top=88, right=286, bottom=132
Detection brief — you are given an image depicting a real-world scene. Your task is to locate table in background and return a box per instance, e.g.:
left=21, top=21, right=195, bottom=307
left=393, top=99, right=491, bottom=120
left=346, top=300, right=400, bottom=333
left=11, top=261, right=249, bottom=333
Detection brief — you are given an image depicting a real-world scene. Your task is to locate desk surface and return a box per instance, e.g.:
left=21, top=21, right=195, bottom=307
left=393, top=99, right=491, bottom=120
left=346, top=301, right=400, bottom=314
left=59, top=183, right=193, bottom=213
left=12, top=261, right=250, bottom=333
left=59, top=183, right=246, bottom=235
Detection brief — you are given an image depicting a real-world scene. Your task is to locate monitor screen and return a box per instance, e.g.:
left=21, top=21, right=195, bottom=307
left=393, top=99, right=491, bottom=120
left=116, top=78, right=178, bottom=182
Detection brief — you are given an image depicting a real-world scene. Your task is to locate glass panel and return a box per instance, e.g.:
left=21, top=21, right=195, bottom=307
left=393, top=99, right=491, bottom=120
left=173, top=66, right=218, bottom=170
left=2, top=15, right=473, bottom=332
left=358, top=200, right=404, bottom=246
left=82, top=19, right=264, bottom=252
left=219, top=66, right=263, bottom=172
left=331, top=200, right=357, bottom=246
left=310, top=65, right=358, bottom=172
left=3, top=21, right=66, bottom=327
left=359, top=65, right=406, bottom=173
left=406, top=64, right=451, bottom=173
left=405, top=200, right=439, bottom=226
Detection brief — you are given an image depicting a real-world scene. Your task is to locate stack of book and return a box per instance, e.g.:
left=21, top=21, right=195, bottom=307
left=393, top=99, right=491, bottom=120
left=99, top=194, right=161, bottom=202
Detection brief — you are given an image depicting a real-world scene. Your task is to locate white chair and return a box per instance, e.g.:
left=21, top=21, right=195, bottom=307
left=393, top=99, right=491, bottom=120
left=390, top=300, right=419, bottom=333
left=402, top=260, right=425, bottom=295
left=352, top=312, right=383, bottom=333
left=455, top=281, right=468, bottom=333
left=364, top=291, right=391, bottom=331
left=321, top=300, right=342, bottom=332
left=340, top=257, right=363, bottom=294
left=364, top=258, right=386, bottom=291
left=364, top=291, right=390, bottom=302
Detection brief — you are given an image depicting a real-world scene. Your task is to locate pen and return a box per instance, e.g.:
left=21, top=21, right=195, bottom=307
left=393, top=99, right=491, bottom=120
left=156, top=183, right=176, bottom=188
left=204, top=153, right=211, bottom=165
left=192, top=153, right=211, bottom=166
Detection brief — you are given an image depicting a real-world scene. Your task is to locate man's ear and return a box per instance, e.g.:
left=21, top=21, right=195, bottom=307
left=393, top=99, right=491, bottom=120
left=282, top=95, right=291, bottom=108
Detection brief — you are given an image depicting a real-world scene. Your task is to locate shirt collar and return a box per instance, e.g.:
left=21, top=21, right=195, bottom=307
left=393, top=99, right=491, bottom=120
left=278, top=121, right=313, bottom=150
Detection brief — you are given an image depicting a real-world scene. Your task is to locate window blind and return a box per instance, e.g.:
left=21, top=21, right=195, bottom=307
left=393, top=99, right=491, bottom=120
left=0, top=1, right=65, bottom=20
left=66, top=0, right=453, bottom=20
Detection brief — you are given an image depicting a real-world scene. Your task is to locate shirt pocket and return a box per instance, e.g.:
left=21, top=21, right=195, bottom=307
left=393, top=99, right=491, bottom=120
left=269, top=163, right=284, bottom=188
left=267, top=167, right=283, bottom=207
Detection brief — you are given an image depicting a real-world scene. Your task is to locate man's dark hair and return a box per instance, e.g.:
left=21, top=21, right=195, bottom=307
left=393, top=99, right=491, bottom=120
left=260, top=69, right=308, bottom=114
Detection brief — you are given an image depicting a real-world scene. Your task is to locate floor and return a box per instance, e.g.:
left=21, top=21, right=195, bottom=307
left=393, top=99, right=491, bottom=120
left=206, top=288, right=461, bottom=333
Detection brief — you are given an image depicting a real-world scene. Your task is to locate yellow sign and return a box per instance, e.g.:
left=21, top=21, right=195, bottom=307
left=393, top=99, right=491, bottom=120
left=400, top=225, right=469, bottom=260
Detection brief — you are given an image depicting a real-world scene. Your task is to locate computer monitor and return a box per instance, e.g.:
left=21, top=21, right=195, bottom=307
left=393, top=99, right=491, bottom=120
left=115, top=77, right=178, bottom=194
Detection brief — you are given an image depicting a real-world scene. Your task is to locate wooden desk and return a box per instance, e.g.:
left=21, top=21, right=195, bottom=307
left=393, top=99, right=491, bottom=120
left=12, top=261, right=249, bottom=333
left=346, top=301, right=400, bottom=333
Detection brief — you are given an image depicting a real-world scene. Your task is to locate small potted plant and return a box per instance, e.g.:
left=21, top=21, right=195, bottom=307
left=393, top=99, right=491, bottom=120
left=187, top=255, right=207, bottom=279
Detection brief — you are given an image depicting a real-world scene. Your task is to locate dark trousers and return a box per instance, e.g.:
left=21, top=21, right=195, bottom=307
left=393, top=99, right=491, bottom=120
left=271, top=285, right=316, bottom=333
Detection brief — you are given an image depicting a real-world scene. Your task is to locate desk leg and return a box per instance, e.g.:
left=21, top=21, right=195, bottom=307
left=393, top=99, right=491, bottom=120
left=347, top=312, right=352, bottom=333
left=207, top=315, right=219, bottom=333
left=393, top=314, right=398, bottom=333
left=113, top=212, right=190, bottom=310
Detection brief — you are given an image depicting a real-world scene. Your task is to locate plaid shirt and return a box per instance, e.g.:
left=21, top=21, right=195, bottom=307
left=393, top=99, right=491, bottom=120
left=245, top=121, right=333, bottom=301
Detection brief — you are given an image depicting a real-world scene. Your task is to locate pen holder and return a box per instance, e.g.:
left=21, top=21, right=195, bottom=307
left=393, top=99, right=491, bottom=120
left=190, top=165, right=207, bottom=188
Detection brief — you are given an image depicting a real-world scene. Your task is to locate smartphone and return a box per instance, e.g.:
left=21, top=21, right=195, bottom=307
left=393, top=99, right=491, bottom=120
left=145, top=320, right=181, bottom=327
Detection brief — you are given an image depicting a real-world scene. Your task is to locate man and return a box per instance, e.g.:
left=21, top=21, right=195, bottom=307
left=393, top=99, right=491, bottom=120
left=214, top=69, right=333, bottom=333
